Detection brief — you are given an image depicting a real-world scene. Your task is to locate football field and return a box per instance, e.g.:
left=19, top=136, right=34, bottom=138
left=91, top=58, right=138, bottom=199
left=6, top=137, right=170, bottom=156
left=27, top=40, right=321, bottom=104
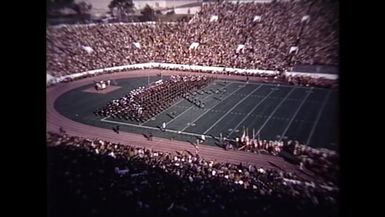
left=55, top=76, right=338, bottom=150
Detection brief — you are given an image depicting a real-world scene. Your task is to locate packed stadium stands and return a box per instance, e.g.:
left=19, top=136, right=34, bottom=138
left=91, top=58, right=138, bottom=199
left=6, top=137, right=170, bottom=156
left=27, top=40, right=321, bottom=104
left=47, top=132, right=338, bottom=217
left=47, top=0, right=338, bottom=77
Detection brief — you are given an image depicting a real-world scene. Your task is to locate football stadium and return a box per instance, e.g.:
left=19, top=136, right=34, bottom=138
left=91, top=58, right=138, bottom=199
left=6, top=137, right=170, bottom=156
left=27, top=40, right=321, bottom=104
left=47, top=0, right=339, bottom=216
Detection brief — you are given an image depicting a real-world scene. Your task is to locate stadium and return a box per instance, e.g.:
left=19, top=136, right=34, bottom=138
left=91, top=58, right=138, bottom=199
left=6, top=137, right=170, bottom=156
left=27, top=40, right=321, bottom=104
left=47, top=0, right=339, bottom=216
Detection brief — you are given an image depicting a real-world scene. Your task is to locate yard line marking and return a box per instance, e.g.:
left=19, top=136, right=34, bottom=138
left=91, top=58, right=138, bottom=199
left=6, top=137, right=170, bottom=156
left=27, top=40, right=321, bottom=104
left=203, top=85, right=263, bottom=134
left=228, top=87, right=275, bottom=137
left=166, top=82, right=233, bottom=125
left=180, top=84, right=246, bottom=132
left=305, top=90, right=333, bottom=145
left=278, top=90, right=313, bottom=142
left=256, top=88, right=296, bottom=135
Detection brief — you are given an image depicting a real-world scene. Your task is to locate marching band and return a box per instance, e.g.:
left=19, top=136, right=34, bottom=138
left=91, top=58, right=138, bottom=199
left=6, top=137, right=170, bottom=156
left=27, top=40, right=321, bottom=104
left=95, top=75, right=214, bottom=123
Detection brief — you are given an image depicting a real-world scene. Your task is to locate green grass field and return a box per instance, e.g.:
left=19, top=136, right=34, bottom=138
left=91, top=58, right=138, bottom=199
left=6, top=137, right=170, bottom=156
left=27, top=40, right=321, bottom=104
left=55, top=76, right=338, bottom=150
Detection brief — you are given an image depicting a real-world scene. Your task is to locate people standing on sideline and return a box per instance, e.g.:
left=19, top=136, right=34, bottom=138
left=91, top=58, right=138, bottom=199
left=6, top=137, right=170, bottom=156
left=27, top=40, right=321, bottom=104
left=162, top=122, right=166, bottom=132
left=59, top=127, right=66, bottom=134
left=195, top=139, right=200, bottom=155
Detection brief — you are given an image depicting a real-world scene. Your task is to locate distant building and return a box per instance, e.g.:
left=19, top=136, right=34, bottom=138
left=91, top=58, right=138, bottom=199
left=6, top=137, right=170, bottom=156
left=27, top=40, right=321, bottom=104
left=133, top=0, right=201, bottom=10
left=75, top=0, right=202, bottom=17
left=68, top=0, right=285, bottom=19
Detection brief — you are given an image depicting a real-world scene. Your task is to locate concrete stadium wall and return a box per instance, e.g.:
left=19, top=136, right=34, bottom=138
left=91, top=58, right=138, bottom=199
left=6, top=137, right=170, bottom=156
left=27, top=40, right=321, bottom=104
left=47, top=62, right=337, bottom=85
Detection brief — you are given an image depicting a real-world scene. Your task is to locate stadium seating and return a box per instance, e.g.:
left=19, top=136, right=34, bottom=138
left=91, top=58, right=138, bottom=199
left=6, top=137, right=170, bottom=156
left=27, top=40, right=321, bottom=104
left=47, top=0, right=338, bottom=77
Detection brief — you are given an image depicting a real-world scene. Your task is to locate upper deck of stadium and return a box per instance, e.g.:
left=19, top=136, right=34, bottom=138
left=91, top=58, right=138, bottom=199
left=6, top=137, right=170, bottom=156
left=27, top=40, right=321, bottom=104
left=47, top=0, right=339, bottom=77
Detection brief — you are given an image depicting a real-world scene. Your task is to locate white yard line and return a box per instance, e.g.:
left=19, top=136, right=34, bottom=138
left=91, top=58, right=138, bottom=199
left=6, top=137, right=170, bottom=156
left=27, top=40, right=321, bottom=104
left=305, top=90, right=333, bottom=145
left=166, top=82, right=233, bottom=125
left=101, top=118, right=239, bottom=142
left=203, top=85, right=263, bottom=134
left=256, top=88, right=296, bottom=135
left=101, top=118, right=208, bottom=138
left=174, top=105, right=190, bottom=109
left=278, top=90, right=313, bottom=142
left=165, top=96, right=207, bottom=125
left=228, top=89, right=276, bottom=137
left=180, top=84, right=246, bottom=132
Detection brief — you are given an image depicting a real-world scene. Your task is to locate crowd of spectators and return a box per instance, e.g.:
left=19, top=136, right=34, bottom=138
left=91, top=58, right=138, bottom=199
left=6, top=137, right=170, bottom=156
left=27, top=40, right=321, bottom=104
left=230, top=136, right=338, bottom=184
left=47, top=0, right=338, bottom=77
left=287, top=140, right=339, bottom=184
left=48, top=131, right=338, bottom=217
left=285, top=74, right=338, bottom=88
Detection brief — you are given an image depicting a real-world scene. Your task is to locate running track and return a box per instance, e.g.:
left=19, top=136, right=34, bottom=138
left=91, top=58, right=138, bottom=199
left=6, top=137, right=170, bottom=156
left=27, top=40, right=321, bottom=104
left=47, top=69, right=315, bottom=181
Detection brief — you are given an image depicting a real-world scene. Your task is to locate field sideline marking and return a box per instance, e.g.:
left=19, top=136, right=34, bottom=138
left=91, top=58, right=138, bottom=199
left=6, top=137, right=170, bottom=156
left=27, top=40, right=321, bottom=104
left=100, top=118, right=222, bottom=140
left=100, top=117, right=239, bottom=143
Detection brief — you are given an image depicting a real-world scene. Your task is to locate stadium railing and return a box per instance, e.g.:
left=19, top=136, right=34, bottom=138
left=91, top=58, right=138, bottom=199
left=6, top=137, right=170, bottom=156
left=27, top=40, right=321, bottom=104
left=47, top=62, right=338, bottom=85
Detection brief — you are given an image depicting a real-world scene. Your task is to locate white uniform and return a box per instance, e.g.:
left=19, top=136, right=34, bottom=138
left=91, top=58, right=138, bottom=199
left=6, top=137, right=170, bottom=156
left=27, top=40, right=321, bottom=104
left=201, top=135, right=205, bottom=141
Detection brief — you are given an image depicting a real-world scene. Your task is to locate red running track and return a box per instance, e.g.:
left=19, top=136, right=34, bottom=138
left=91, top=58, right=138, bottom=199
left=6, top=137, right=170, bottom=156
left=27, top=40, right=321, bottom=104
left=47, top=69, right=315, bottom=181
